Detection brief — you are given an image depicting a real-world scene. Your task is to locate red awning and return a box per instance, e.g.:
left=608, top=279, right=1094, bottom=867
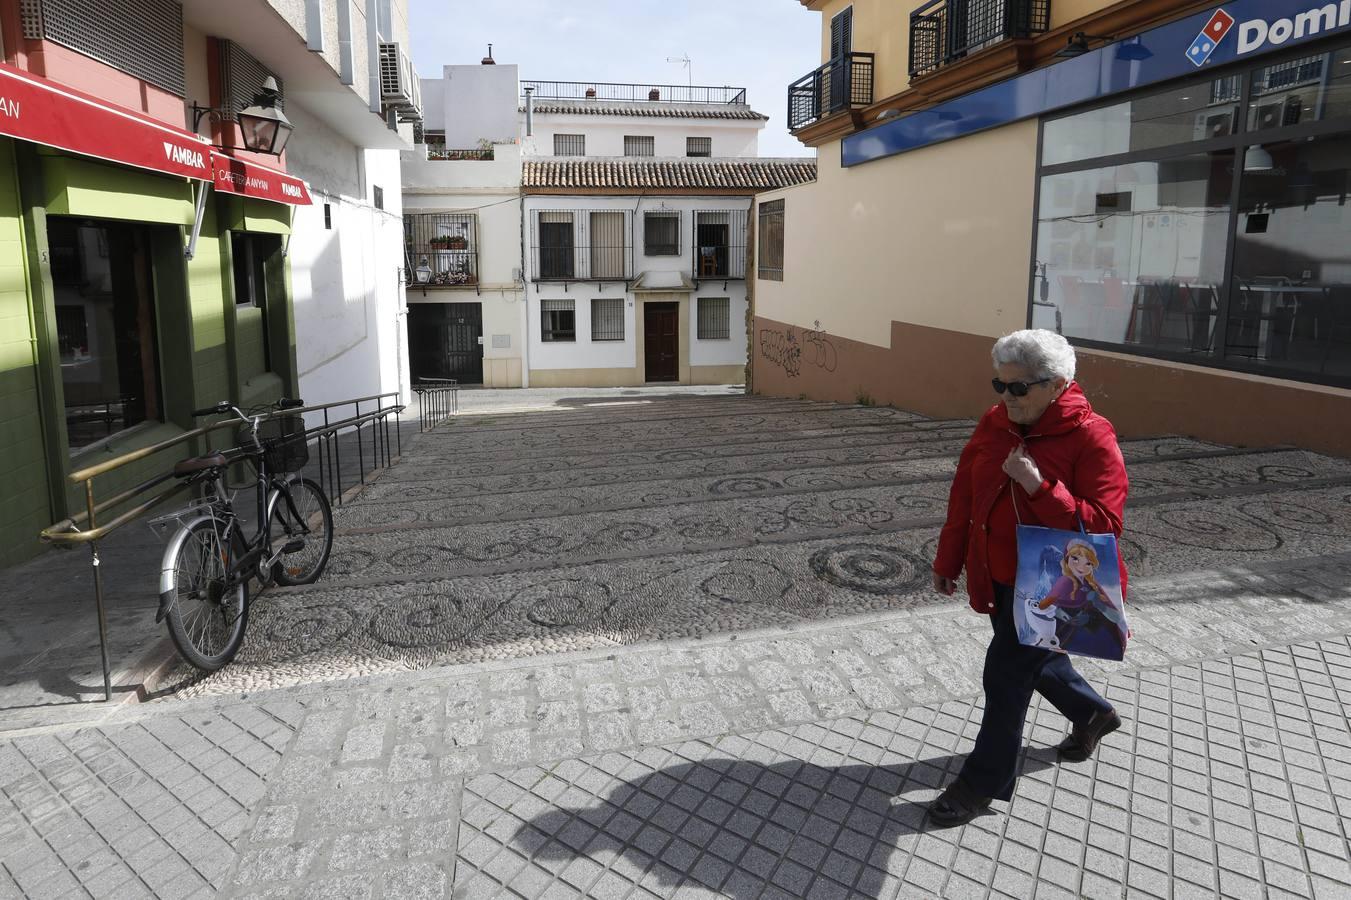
left=211, top=151, right=312, bottom=206
left=0, top=61, right=212, bottom=180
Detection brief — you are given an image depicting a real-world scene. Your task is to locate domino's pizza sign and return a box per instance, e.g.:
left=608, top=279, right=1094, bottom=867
left=1186, top=9, right=1236, bottom=65
left=1189, top=2, right=1351, bottom=66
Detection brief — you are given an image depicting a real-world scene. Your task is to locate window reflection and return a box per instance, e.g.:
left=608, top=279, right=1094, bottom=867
left=1247, top=48, right=1351, bottom=131
left=1228, top=131, right=1351, bottom=376
left=50, top=218, right=162, bottom=452
left=1034, top=151, right=1233, bottom=352
left=1041, top=77, right=1242, bottom=166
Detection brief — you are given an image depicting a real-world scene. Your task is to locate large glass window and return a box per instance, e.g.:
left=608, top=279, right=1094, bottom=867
left=1034, top=151, right=1233, bottom=352
left=1227, top=131, right=1351, bottom=377
left=50, top=218, right=162, bottom=451
left=1033, top=36, right=1351, bottom=386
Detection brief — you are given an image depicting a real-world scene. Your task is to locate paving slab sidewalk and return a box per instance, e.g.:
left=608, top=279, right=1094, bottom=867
left=2, top=551, right=1350, bottom=899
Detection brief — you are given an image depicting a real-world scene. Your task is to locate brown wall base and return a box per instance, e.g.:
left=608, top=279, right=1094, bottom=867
left=752, top=316, right=1351, bottom=458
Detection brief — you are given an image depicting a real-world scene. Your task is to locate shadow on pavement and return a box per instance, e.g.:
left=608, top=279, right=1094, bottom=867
left=516, top=751, right=1057, bottom=898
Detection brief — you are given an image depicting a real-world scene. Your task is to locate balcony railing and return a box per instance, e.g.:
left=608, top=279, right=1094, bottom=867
left=909, top=0, right=1050, bottom=78
left=691, top=210, right=748, bottom=281
left=530, top=210, right=634, bottom=282
left=521, top=80, right=747, bottom=105
left=405, top=213, right=479, bottom=287
left=787, top=52, right=875, bottom=132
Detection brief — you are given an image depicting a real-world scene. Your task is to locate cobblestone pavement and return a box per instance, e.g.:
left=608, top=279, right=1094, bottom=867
left=148, top=393, right=1351, bottom=698
left=2, top=391, right=1351, bottom=898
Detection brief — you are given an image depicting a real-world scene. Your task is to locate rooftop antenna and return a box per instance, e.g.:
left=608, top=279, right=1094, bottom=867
left=666, top=53, right=692, bottom=87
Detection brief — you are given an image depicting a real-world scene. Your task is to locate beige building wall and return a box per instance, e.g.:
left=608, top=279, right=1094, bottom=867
left=809, top=0, right=1125, bottom=102
left=756, top=117, right=1039, bottom=348
left=815, top=0, right=911, bottom=101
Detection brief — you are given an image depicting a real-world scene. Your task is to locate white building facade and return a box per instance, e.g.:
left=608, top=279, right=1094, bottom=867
left=401, top=60, right=526, bottom=387
left=191, top=0, right=423, bottom=411
left=519, top=85, right=815, bottom=387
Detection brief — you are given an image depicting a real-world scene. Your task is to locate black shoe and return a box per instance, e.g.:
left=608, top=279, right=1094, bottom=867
left=927, top=779, right=992, bottom=828
left=1056, top=709, right=1122, bottom=762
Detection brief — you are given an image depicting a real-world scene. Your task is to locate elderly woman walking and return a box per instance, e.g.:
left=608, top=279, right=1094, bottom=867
left=928, top=329, right=1128, bottom=826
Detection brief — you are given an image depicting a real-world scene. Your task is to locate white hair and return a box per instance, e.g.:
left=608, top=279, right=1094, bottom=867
left=991, top=329, right=1076, bottom=383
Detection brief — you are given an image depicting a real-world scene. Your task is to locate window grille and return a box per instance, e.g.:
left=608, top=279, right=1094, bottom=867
left=541, top=299, right=576, bottom=342
left=591, top=298, right=625, bottom=341
left=405, top=213, right=479, bottom=287
left=693, top=209, right=748, bottom=279
left=373, top=186, right=384, bottom=210
left=624, top=136, right=655, bottom=157
left=645, top=212, right=681, bottom=256
left=686, top=137, right=712, bottom=157
left=34, top=0, right=184, bottom=96
left=758, top=200, right=784, bottom=281
left=698, top=297, right=731, bottom=340
left=219, top=40, right=284, bottom=120
left=554, top=134, right=586, bottom=156
left=532, top=210, right=633, bottom=280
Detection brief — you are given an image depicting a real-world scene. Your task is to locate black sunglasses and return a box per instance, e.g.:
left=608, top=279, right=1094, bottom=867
left=992, top=377, right=1052, bottom=397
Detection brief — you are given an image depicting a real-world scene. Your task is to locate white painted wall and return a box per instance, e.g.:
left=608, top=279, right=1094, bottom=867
left=521, top=114, right=761, bottom=158
left=522, top=195, right=750, bottom=375
left=423, top=64, right=520, bottom=147
left=287, top=102, right=409, bottom=410
left=402, top=139, right=526, bottom=386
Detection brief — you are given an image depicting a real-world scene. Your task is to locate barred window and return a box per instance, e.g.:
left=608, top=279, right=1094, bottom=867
left=757, top=199, right=784, bottom=281
left=686, top=137, right=712, bottom=157
left=554, top=133, right=585, bottom=156
left=541, top=299, right=576, bottom=342
left=697, top=297, right=731, bottom=340
left=644, top=212, right=680, bottom=256
left=624, top=135, right=655, bottom=157
left=591, top=298, right=625, bottom=341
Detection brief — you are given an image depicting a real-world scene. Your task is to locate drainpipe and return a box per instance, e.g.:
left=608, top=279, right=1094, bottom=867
left=523, top=85, right=534, bottom=137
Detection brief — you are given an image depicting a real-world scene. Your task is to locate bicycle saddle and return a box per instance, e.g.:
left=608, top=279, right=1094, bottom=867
left=172, top=452, right=228, bottom=477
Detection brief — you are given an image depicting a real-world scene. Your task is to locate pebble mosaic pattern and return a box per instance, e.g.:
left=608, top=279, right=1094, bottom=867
left=160, top=396, right=1351, bottom=698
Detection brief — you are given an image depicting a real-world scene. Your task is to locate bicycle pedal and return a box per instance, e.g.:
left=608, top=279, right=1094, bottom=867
left=281, top=538, right=305, bottom=554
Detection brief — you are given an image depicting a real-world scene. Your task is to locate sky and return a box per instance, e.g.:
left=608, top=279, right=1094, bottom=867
left=405, top=0, right=820, bottom=158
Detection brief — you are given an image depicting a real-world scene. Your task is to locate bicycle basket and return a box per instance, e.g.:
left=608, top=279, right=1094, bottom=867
left=253, top=414, right=309, bottom=473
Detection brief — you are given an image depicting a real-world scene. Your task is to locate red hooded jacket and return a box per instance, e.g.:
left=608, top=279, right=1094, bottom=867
left=933, top=382, right=1129, bottom=614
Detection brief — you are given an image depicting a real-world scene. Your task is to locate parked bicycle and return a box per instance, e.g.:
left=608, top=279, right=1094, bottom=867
left=152, top=398, right=333, bottom=670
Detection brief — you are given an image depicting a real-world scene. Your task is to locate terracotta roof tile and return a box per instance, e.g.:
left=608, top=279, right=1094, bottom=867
left=522, top=157, right=817, bottom=191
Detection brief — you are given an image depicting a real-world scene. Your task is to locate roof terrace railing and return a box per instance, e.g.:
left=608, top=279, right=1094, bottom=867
left=521, top=81, right=748, bottom=105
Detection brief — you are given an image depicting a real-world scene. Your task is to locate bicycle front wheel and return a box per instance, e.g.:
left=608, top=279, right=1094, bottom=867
left=270, top=477, right=333, bottom=585
left=165, top=517, right=247, bottom=671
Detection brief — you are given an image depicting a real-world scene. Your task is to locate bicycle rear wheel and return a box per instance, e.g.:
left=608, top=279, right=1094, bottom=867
left=270, top=477, right=333, bottom=585
left=165, top=517, right=248, bottom=671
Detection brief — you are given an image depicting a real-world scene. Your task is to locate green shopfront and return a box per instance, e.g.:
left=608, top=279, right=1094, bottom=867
left=0, top=67, right=307, bottom=567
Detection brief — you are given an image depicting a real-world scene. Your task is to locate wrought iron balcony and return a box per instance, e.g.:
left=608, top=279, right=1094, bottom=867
left=787, top=52, right=875, bottom=132
left=910, top=0, right=1050, bottom=78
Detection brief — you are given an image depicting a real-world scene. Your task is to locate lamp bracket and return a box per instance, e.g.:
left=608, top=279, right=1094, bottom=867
left=190, top=103, right=225, bottom=133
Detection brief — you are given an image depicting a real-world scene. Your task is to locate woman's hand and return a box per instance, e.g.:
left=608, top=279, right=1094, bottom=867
left=1002, top=446, right=1044, bottom=494
left=932, top=572, right=957, bottom=596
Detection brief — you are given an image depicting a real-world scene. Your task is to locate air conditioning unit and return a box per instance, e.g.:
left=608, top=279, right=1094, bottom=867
left=379, top=42, right=423, bottom=121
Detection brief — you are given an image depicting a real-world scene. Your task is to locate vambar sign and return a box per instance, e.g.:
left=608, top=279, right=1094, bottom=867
left=1237, top=1, right=1351, bottom=53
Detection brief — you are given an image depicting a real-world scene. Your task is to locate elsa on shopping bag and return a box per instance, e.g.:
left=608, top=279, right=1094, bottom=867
left=1036, top=538, right=1127, bottom=659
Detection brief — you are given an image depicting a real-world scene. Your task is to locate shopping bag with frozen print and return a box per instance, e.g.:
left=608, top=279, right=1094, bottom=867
left=1013, top=524, right=1129, bottom=662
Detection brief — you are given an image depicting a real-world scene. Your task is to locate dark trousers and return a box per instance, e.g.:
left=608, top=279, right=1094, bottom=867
left=958, top=582, right=1113, bottom=801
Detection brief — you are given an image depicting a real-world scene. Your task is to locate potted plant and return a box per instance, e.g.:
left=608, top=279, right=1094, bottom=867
left=648, top=88, right=660, bottom=101
left=446, top=235, right=468, bottom=250
left=585, top=87, right=597, bottom=99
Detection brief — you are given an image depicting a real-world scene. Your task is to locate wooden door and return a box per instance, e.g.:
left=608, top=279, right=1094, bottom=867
left=643, top=302, right=679, bottom=383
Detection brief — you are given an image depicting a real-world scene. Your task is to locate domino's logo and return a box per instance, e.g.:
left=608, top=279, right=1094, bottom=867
left=1186, top=9, right=1236, bottom=66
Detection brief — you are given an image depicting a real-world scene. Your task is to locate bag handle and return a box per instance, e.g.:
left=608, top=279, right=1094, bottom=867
left=1009, top=476, right=1087, bottom=534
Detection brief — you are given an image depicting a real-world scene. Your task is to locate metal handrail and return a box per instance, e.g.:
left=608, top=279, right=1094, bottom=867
left=520, top=80, right=748, bottom=105
left=36, top=391, right=403, bottom=702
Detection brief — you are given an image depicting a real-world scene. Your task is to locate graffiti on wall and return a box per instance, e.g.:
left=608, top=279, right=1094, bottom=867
left=758, top=321, right=839, bottom=378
